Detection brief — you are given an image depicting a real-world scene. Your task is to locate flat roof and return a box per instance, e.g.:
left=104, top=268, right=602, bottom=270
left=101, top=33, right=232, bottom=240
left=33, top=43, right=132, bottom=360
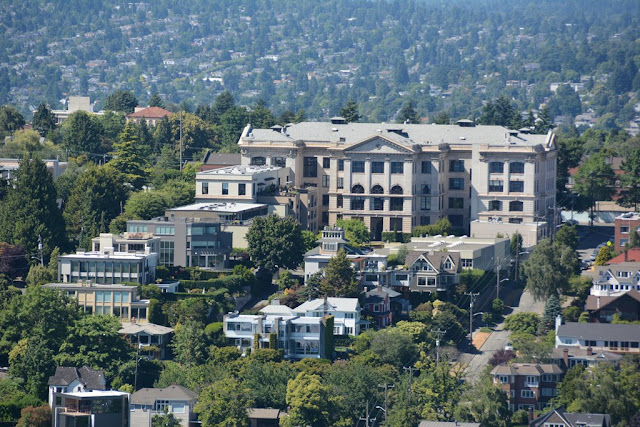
left=168, top=202, right=267, bottom=213
left=44, top=283, right=138, bottom=291
left=61, top=390, right=129, bottom=398
left=198, top=165, right=282, bottom=176
left=59, top=251, right=151, bottom=260
left=557, top=322, right=640, bottom=342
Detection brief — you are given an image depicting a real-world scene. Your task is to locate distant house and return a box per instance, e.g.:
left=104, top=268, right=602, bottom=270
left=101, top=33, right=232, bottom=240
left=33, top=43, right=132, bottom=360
left=119, top=322, right=174, bottom=360
left=130, top=385, right=198, bottom=427
left=48, top=366, right=106, bottom=407
left=591, top=261, right=640, bottom=297
left=362, top=285, right=409, bottom=327
left=247, top=408, right=287, bottom=427
left=405, top=251, right=461, bottom=293
left=555, top=318, right=640, bottom=354
left=51, top=390, right=129, bottom=427
left=293, top=297, right=363, bottom=336
left=126, top=106, right=172, bottom=126
left=490, top=363, right=564, bottom=411
left=199, top=151, right=242, bottom=172
left=530, top=407, right=611, bottom=427
left=585, top=290, right=640, bottom=323
left=418, top=422, right=481, bottom=427
left=551, top=346, right=622, bottom=370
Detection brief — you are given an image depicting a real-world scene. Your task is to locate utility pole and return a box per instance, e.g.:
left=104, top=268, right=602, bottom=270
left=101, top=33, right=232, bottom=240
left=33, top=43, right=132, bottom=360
left=179, top=110, right=183, bottom=172
left=496, top=258, right=501, bottom=300
left=134, top=335, right=141, bottom=391
left=378, top=383, right=394, bottom=423
left=465, top=292, right=479, bottom=339
left=514, top=247, right=519, bottom=284
left=38, top=234, right=44, bottom=266
left=431, top=329, right=446, bottom=364
left=358, top=400, right=374, bottom=427
left=403, top=366, right=414, bottom=402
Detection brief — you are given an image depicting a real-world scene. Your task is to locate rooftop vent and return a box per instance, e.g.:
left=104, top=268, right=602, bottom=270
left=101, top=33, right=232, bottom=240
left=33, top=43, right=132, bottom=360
left=456, top=119, right=476, bottom=127
left=330, top=116, right=346, bottom=125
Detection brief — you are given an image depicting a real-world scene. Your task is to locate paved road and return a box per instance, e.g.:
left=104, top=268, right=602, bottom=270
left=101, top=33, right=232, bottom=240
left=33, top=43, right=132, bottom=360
left=463, top=286, right=545, bottom=383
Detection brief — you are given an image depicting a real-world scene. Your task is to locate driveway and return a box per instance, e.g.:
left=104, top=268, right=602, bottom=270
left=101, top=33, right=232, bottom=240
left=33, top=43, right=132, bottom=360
left=462, top=286, right=545, bottom=383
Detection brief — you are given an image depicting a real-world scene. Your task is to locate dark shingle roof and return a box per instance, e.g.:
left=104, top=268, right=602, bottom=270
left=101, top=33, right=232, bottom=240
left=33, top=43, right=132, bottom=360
left=131, top=385, right=197, bottom=405
left=556, top=322, right=640, bottom=342
left=48, top=366, right=106, bottom=389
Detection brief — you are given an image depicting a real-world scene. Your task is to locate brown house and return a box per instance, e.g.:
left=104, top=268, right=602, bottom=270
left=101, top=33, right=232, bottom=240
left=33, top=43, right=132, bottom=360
left=491, top=363, right=564, bottom=412
left=127, top=106, right=172, bottom=126
left=586, top=290, right=640, bottom=323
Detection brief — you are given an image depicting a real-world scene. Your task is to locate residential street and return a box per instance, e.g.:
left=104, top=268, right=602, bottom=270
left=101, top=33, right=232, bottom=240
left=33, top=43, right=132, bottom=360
left=462, top=285, right=545, bottom=384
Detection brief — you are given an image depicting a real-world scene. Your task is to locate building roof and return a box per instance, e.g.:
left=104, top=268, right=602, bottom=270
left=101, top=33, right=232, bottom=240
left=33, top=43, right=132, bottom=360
left=556, top=322, right=640, bottom=342
left=247, top=408, right=285, bottom=420
left=198, top=164, right=282, bottom=176
left=418, top=422, right=481, bottom=427
left=586, top=290, right=640, bottom=311
left=119, top=322, right=174, bottom=336
left=48, top=366, right=105, bottom=389
left=531, top=407, right=611, bottom=427
left=259, top=304, right=296, bottom=316
left=131, top=385, right=197, bottom=405
left=405, top=251, right=461, bottom=272
left=245, top=122, right=552, bottom=150
left=58, top=251, right=152, bottom=260
left=201, top=151, right=241, bottom=166
left=62, top=390, right=129, bottom=398
left=127, top=106, right=172, bottom=119
left=294, top=297, right=360, bottom=313
left=608, top=249, right=640, bottom=264
left=551, top=346, right=623, bottom=364
left=44, top=282, right=139, bottom=292
left=491, top=363, right=564, bottom=376
left=168, top=202, right=267, bottom=213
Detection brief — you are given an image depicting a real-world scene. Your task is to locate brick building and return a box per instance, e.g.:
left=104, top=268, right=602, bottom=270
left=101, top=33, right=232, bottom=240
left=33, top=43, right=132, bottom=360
left=490, top=363, right=564, bottom=411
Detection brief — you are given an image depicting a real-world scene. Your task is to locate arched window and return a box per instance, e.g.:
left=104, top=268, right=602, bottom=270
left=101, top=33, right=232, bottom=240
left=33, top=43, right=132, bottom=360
left=390, top=185, right=403, bottom=195
left=351, top=184, right=365, bottom=194
left=251, top=156, right=266, bottom=166
left=371, top=185, right=384, bottom=194
left=509, top=201, right=523, bottom=212
left=509, top=162, right=525, bottom=174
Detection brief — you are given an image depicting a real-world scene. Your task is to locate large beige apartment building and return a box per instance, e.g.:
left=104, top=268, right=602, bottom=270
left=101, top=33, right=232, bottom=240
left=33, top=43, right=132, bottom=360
left=216, top=119, right=556, bottom=246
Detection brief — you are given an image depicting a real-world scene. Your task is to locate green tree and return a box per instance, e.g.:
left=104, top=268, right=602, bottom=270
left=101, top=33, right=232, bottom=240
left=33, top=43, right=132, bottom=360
left=523, top=239, right=578, bottom=300
left=0, top=155, right=67, bottom=257
left=171, top=321, right=208, bottom=367
left=281, top=372, right=333, bottom=427
left=63, top=166, right=128, bottom=248
left=336, top=219, right=370, bottom=247
left=248, top=99, right=276, bottom=129
left=368, top=328, right=418, bottom=369
left=32, top=103, right=56, bottom=137
left=62, top=111, right=103, bottom=155
left=618, top=148, right=640, bottom=209
left=413, top=357, right=464, bottom=421
left=55, top=315, right=133, bottom=378
left=479, top=96, right=521, bottom=128
left=573, top=153, right=616, bottom=225
left=302, top=230, right=319, bottom=253
left=195, top=378, right=251, bottom=427
left=15, top=404, right=51, bottom=427
left=104, top=90, right=139, bottom=114
left=0, top=105, right=25, bottom=135
left=320, top=249, right=359, bottom=298
left=340, top=99, right=361, bottom=123
left=454, top=376, right=510, bottom=427
left=238, top=359, right=294, bottom=409
left=246, top=215, right=305, bottom=276
left=152, top=408, right=181, bottom=427
left=148, top=92, right=165, bottom=109
left=533, top=106, right=553, bottom=134
left=504, top=312, right=541, bottom=335
left=397, top=100, right=419, bottom=124
left=123, top=191, right=169, bottom=220
left=555, top=224, right=578, bottom=250
left=108, top=121, right=148, bottom=189
left=594, top=244, right=614, bottom=266
left=540, top=294, right=561, bottom=333
left=26, top=265, right=52, bottom=287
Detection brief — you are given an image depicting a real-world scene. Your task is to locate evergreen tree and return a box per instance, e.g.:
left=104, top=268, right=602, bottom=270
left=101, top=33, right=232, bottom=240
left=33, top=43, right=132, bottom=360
left=62, top=111, right=103, bottom=155
left=397, top=100, right=420, bottom=124
left=249, top=99, right=276, bottom=128
left=108, top=121, right=148, bottom=189
left=148, top=92, right=165, bottom=108
left=540, top=293, right=561, bottom=333
left=32, top=103, right=55, bottom=137
left=0, top=155, right=67, bottom=257
left=245, top=215, right=305, bottom=276
left=339, top=99, right=361, bottom=123
left=534, top=106, right=554, bottom=134
left=618, top=148, right=640, bottom=210
left=0, top=105, right=25, bottom=135
left=104, top=90, right=139, bottom=114
left=320, top=249, right=359, bottom=297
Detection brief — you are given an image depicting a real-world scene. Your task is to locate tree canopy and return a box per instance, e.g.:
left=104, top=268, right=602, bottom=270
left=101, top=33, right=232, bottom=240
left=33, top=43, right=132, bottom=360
left=246, top=215, right=305, bottom=275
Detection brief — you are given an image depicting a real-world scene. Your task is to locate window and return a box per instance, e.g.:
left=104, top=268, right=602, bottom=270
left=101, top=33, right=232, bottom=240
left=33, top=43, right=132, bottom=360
left=352, top=161, right=365, bottom=173
left=238, top=183, right=246, bottom=196
left=542, top=374, right=554, bottom=382
left=449, top=160, right=464, bottom=172
left=421, top=184, right=431, bottom=195
left=462, top=259, right=473, bottom=268
left=541, top=388, right=557, bottom=397
left=251, top=156, right=266, bottom=166
left=421, top=197, right=431, bottom=211
left=509, top=180, right=524, bottom=192
left=390, top=185, right=403, bottom=195
left=418, top=277, right=427, bottom=286
left=390, top=218, right=403, bottom=231
left=337, top=178, right=344, bottom=189
left=338, top=159, right=344, bottom=171
left=448, top=214, right=463, bottom=227
left=617, top=271, right=629, bottom=278
left=352, top=184, right=364, bottom=194
left=443, top=259, right=452, bottom=269
left=128, top=225, right=148, bottom=233
left=156, top=226, right=175, bottom=235
left=521, top=390, right=535, bottom=398
left=391, top=162, right=404, bottom=174
left=172, top=403, right=186, bottom=414
left=271, top=157, right=285, bottom=167
left=509, top=218, right=523, bottom=224
left=489, top=161, right=504, bottom=173
left=489, top=180, right=503, bottom=192
left=499, top=375, right=509, bottom=384
left=620, top=226, right=630, bottom=233
left=510, top=162, right=525, bottom=174
left=371, top=198, right=384, bottom=210
left=222, top=182, right=228, bottom=195
left=351, top=197, right=365, bottom=210
left=449, top=178, right=464, bottom=190
left=371, top=161, right=384, bottom=173
left=420, top=216, right=430, bottom=225
left=525, top=376, right=538, bottom=387
left=201, top=182, right=209, bottom=195
left=303, top=157, right=318, bottom=177
left=322, top=195, right=329, bottom=206
left=322, top=175, right=330, bottom=187
left=489, top=200, right=502, bottom=211
left=323, top=157, right=331, bottom=168
left=371, top=185, right=384, bottom=194
left=449, top=197, right=464, bottom=209
left=337, top=195, right=343, bottom=208
left=509, top=201, right=523, bottom=211
left=390, top=198, right=403, bottom=211
left=421, top=161, right=432, bottom=174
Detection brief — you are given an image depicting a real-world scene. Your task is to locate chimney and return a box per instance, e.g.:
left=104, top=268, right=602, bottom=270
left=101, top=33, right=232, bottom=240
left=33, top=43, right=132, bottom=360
left=587, top=346, right=593, bottom=356
left=563, top=347, right=569, bottom=368
left=625, top=250, right=628, bottom=262
left=555, top=315, right=563, bottom=333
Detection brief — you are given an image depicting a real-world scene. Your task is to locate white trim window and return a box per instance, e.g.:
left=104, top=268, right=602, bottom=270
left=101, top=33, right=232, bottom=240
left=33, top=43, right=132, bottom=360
left=520, top=390, right=535, bottom=398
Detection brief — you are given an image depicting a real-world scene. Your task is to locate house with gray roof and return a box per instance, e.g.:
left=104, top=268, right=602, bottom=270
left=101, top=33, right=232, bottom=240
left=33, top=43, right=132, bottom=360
left=552, top=346, right=623, bottom=370
left=48, top=366, right=106, bottom=407
left=418, top=422, right=481, bottom=427
left=130, top=384, right=197, bottom=427
left=491, top=363, right=564, bottom=411
left=530, top=407, right=611, bottom=427
left=555, top=317, right=640, bottom=354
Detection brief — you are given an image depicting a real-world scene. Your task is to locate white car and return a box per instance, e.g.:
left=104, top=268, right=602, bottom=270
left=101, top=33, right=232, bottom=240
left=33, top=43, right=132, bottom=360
left=504, top=342, right=514, bottom=351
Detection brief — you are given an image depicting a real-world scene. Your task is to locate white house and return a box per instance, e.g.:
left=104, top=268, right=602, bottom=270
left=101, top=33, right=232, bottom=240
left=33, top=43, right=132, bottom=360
left=293, top=297, right=362, bottom=336
left=47, top=366, right=106, bottom=407
left=130, top=385, right=198, bottom=427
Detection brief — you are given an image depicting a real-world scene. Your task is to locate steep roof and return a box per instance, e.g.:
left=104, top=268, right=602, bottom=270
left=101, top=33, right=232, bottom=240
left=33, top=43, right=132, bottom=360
left=131, top=385, right=197, bottom=405
left=48, top=366, right=105, bottom=389
left=127, top=106, right=172, bottom=118
left=556, top=322, right=640, bottom=342
left=607, top=249, right=640, bottom=264
left=405, top=251, right=461, bottom=272
left=531, top=407, right=611, bottom=427
left=586, top=290, right=640, bottom=311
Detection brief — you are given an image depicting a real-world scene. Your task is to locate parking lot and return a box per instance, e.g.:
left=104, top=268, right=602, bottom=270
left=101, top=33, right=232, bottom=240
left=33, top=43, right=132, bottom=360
left=575, top=224, right=614, bottom=268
